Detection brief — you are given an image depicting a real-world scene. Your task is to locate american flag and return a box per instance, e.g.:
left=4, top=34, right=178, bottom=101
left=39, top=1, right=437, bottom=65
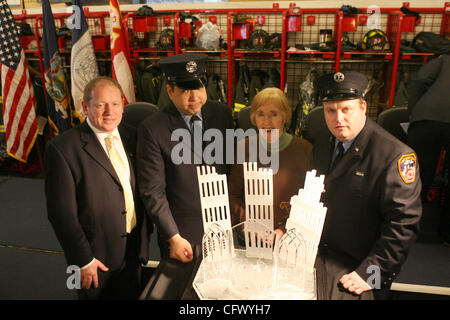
left=0, top=0, right=38, bottom=162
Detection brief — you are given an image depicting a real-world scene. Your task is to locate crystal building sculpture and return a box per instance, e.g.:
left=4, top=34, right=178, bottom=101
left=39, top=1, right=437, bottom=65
left=193, top=164, right=326, bottom=300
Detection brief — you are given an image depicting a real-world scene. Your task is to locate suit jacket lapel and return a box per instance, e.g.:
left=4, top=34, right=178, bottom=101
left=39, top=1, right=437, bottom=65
left=326, top=118, right=373, bottom=182
left=165, top=102, right=190, bottom=133
left=200, top=100, right=216, bottom=133
left=201, top=101, right=219, bottom=152
left=165, top=102, right=203, bottom=157
left=79, top=122, right=122, bottom=187
left=327, top=147, right=362, bottom=181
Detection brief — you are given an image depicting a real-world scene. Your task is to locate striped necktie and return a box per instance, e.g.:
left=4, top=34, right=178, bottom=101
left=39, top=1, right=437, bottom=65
left=105, top=135, right=136, bottom=233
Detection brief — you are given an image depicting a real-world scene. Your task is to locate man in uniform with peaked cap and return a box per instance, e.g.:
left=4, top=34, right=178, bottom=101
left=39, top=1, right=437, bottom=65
left=136, top=53, right=234, bottom=263
left=158, top=52, right=208, bottom=90
left=311, top=70, right=422, bottom=299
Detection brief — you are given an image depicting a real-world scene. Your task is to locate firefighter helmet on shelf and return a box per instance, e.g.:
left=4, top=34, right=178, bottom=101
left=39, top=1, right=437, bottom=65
left=248, top=29, right=270, bottom=50
left=359, top=29, right=389, bottom=51
left=157, top=28, right=175, bottom=50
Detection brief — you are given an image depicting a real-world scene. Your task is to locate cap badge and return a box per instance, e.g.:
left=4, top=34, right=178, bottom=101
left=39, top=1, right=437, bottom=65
left=334, top=72, right=345, bottom=83
left=186, top=61, right=197, bottom=73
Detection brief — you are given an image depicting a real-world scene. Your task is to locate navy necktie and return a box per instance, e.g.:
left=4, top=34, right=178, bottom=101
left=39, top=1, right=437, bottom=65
left=189, top=115, right=202, bottom=132
left=190, top=115, right=204, bottom=161
left=330, top=141, right=344, bottom=172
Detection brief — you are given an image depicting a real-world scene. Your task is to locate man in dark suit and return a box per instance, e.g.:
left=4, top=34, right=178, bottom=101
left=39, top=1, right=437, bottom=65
left=312, top=71, right=422, bottom=299
left=45, top=76, right=150, bottom=299
left=137, top=53, right=234, bottom=263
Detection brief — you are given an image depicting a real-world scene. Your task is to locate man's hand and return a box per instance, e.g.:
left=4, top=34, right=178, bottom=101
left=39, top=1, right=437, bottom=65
left=168, top=234, right=193, bottom=263
left=80, top=258, right=109, bottom=289
left=339, top=271, right=372, bottom=295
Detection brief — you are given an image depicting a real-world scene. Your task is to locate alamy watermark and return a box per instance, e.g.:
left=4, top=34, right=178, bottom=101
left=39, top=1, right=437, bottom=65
left=366, top=265, right=381, bottom=290
left=170, top=127, right=280, bottom=174
left=366, top=5, right=382, bottom=30
left=65, top=5, right=83, bottom=31
left=66, top=265, right=81, bottom=290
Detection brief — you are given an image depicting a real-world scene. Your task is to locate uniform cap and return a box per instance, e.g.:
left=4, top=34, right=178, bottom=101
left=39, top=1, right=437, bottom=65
left=317, top=71, right=369, bottom=101
left=158, top=53, right=208, bottom=90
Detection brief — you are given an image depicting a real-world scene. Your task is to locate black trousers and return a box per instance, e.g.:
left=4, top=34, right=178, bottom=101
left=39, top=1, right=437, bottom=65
left=77, top=229, right=142, bottom=300
left=408, top=120, right=450, bottom=236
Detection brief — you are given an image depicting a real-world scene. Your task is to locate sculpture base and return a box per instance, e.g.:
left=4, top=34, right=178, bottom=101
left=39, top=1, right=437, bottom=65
left=193, top=249, right=316, bottom=300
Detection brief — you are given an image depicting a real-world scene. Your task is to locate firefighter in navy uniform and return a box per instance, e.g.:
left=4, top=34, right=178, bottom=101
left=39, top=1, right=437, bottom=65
left=312, top=71, right=422, bottom=300
left=136, top=53, right=234, bottom=263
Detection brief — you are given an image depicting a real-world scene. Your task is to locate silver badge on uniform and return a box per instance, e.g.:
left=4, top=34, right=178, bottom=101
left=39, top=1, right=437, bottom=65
left=186, top=61, right=197, bottom=73
left=334, top=72, right=345, bottom=83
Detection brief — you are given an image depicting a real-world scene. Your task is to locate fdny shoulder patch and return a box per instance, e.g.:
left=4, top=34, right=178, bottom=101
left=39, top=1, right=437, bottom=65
left=398, top=153, right=417, bottom=184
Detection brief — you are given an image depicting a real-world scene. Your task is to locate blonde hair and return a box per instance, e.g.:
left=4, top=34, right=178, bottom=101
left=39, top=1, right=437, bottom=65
left=250, top=87, right=292, bottom=126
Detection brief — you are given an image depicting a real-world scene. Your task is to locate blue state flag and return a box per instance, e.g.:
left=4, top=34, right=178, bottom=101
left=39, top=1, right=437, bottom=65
left=70, top=0, right=99, bottom=122
left=42, top=0, right=73, bottom=133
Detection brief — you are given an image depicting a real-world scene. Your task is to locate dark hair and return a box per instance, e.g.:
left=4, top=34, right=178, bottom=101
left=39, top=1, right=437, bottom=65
left=83, top=76, right=124, bottom=103
left=167, top=81, right=176, bottom=90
